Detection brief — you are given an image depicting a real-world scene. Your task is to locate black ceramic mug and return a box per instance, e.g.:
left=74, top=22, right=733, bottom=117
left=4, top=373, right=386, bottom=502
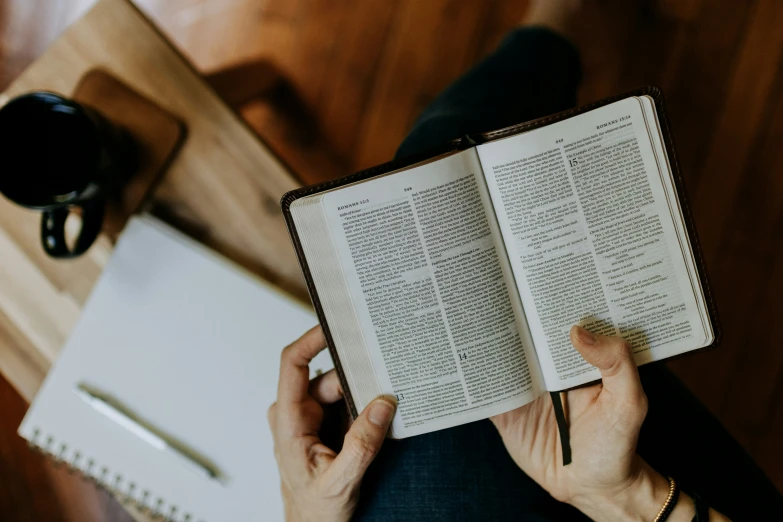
left=0, top=92, right=136, bottom=258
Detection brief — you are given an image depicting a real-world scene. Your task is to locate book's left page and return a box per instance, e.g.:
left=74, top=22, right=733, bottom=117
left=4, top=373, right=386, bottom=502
left=291, top=149, right=545, bottom=438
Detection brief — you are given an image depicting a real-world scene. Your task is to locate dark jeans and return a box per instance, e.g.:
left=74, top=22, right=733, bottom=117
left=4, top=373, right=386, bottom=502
left=354, top=28, right=783, bottom=521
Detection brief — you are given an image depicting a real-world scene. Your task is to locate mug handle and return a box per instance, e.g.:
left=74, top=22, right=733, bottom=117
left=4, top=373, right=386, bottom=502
left=41, top=198, right=105, bottom=258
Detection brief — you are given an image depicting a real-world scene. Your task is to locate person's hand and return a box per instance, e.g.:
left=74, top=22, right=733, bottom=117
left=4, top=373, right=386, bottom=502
left=268, top=326, right=396, bottom=522
left=491, top=326, right=684, bottom=521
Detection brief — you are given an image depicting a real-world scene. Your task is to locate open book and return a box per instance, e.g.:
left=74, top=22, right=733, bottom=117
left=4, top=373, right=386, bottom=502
left=282, top=88, right=719, bottom=439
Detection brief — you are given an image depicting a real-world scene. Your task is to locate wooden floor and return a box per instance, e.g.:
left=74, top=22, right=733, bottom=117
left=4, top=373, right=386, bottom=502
left=2, top=0, right=783, bottom=519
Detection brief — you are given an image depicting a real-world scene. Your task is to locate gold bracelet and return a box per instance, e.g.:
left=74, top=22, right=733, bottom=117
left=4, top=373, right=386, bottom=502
left=653, top=476, right=680, bottom=522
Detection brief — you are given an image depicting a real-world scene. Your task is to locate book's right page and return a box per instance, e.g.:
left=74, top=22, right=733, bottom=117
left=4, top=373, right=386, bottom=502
left=477, top=97, right=712, bottom=391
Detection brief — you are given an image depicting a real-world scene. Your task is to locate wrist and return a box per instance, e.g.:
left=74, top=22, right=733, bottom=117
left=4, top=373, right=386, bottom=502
left=570, top=461, right=689, bottom=522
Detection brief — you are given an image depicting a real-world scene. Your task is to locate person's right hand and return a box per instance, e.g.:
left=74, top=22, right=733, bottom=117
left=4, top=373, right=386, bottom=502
left=491, top=326, right=710, bottom=521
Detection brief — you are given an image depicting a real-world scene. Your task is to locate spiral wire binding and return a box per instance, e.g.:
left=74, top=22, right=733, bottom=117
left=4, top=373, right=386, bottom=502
left=27, top=428, right=206, bottom=522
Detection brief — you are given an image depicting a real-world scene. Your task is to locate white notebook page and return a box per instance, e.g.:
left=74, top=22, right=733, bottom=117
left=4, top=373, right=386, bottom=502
left=18, top=215, right=332, bottom=522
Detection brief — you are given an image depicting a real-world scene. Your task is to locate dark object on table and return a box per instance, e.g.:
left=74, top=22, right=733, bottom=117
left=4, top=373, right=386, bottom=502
left=0, top=91, right=137, bottom=258
left=71, top=69, right=187, bottom=240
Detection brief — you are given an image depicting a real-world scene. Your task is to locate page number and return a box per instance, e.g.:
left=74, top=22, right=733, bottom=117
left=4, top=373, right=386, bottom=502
left=556, top=138, right=563, bottom=144
left=404, top=187, right=412, bottom=192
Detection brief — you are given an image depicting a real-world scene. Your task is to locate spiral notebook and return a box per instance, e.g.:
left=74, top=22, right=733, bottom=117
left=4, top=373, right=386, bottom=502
left=18, top=215, right=332, bottom=522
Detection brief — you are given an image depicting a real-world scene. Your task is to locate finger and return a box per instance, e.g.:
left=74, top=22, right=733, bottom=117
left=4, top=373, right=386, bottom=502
left=308, top=370, right=343, bottom=404
left=570, top=325, right=643, bottom=400
left=278, top=325, right=327, bottom=405
left=326, top=397, right=395, bottom=485
left=267, top=402, right=277, bottom=431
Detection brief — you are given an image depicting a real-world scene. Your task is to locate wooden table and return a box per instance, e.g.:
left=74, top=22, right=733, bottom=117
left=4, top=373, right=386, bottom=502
left=0, top=1, right=306, bottom=517
left=0, top=0, right=307, bottom=403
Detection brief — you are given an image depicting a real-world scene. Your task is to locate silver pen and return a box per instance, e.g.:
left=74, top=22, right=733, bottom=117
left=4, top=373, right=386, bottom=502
left=75, top=383, right=223, bottom=483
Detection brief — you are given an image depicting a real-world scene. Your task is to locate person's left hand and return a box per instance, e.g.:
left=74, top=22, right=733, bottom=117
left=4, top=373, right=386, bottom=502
left=268, top=326, right=397, bottom=522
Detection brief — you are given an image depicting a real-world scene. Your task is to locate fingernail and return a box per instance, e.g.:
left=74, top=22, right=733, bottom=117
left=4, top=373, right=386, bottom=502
left=368, top=399, right=395, bottom=427
left=574, top=325, right=598, bottom=345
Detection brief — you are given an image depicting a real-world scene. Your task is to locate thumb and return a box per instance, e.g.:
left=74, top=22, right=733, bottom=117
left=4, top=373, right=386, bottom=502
left=328, top=397, right=396, bottom=484
left=570, top=325, right=643, bottom=400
